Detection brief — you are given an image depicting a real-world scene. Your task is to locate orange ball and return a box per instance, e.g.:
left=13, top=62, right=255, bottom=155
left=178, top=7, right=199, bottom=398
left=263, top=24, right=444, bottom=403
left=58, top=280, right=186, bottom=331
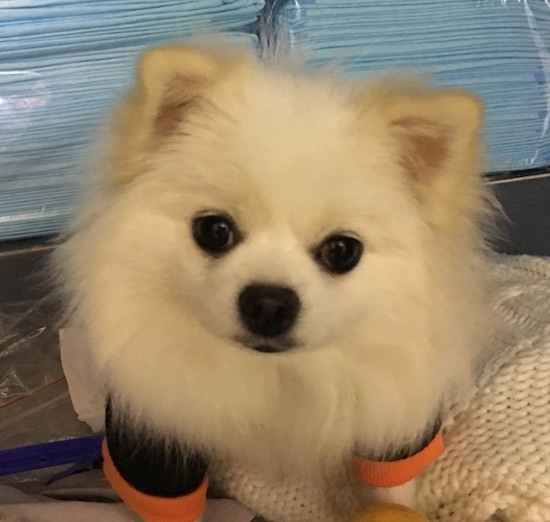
left=350, top=503, right=429, bottom=522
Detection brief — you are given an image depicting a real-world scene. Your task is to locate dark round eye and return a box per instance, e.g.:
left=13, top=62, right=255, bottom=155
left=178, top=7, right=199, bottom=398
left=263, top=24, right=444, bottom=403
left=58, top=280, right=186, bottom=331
left=192, top=214, right=239, bottom=255
left=315, top=235, right=363, bottom=274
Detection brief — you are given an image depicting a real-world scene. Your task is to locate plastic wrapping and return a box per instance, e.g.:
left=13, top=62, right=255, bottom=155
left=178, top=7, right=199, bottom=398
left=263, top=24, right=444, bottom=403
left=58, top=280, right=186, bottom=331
left=0, top=0, right=265, bottom=242
left=0, top=299, right=92, bottom=457
left=0, top=302, right=97, bottom=482
left=273, top=0, right=550, bottom=175
left=0, top=300, right=63, bottom=410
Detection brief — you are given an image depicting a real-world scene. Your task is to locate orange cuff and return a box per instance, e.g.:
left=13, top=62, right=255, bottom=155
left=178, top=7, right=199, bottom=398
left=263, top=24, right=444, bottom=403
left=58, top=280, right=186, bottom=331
left=354, top=431, right=444, bottom=488
left=102, top=439, right=208, bottom=522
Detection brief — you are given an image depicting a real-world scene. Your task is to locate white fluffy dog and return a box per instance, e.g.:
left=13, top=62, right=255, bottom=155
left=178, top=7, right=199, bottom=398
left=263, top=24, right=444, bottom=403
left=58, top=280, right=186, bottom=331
left=54, top=43, right=492, bottom=520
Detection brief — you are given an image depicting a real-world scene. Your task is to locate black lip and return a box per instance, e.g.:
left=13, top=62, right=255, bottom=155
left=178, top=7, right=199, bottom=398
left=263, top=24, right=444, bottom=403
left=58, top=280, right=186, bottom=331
left=252, top=344, right=285, bottom=354
left=237, top=336, right=299, bottom=353
left=235, top=337, right=296, bottom=354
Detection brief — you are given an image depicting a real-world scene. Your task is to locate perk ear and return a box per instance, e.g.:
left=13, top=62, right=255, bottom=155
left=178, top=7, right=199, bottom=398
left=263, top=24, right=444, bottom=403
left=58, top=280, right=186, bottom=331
left=107, top=44, right=242, bottom=184
left=383, top=89, right=484, bottom=186
left=374, top=86, right=487, bottom=232
left=379, top=88, right=486, bottom=221
left=135, top=45, right=222, bottom=138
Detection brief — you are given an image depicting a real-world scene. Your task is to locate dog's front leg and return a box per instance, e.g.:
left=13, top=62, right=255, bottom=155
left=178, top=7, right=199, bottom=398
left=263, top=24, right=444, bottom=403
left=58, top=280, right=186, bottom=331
left=103, top=397, right=209, bottom=522
left=354, top=418, right=443, bottom=512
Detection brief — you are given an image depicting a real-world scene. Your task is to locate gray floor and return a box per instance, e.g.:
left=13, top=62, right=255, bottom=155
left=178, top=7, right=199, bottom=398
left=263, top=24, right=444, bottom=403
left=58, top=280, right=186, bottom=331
left=489, top=172, right=550, bottom=257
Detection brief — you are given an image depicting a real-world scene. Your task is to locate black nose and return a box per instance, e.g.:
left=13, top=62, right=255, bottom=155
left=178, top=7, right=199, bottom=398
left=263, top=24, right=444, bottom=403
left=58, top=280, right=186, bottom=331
left=238, top=284, right=301, bottom=337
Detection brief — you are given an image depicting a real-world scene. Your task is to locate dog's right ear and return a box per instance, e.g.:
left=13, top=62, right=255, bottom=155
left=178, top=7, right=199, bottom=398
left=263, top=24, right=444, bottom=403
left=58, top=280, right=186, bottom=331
left=134, top=45, right=222, bottom=139
left=108, top=45, right=239, bottom=184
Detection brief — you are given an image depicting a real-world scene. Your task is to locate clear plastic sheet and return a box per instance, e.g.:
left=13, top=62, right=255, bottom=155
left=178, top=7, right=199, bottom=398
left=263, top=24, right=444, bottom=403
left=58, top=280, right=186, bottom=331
left=0, top=300, right=63, bottom=411
left=0, top=300, right=92, bottom=481
left=273, top=0, right=550, bottom=175
left=0, top=1, right=265, bottom=242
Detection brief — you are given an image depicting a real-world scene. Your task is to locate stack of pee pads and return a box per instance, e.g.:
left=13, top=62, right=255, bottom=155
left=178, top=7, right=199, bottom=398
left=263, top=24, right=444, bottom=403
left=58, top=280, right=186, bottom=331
left=2, top=0, right=550, bottom=242
left=0, top=0, right=264, bottom=241
left=276, top=0, right=550, bottom=175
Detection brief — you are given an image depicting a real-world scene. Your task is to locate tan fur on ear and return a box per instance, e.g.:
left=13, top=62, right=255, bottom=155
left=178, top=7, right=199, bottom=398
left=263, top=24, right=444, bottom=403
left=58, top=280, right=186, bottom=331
left=106, top=44, right=248, bottom=184
left=385, top=90, right=483, bottom=185
left=135, top=46, right=224, bottom=139
left=373, top=86, right=488, bottom=236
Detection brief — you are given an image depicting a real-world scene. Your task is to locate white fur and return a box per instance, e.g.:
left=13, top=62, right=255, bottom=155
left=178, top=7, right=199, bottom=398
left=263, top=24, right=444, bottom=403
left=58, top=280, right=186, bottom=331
left=53, top=43, right=492, bottom=511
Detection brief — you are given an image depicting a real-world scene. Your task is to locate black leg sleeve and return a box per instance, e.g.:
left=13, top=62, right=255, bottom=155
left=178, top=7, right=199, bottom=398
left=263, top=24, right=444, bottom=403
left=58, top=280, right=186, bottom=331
left=105, top=397, right=208, bottom=498
left=356, top=415, right=443, bottom=462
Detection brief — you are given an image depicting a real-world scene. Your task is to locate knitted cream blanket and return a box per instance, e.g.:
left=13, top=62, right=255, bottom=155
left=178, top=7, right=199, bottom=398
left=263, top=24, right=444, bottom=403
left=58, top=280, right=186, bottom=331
left=211, top=255, right=550, bottom=522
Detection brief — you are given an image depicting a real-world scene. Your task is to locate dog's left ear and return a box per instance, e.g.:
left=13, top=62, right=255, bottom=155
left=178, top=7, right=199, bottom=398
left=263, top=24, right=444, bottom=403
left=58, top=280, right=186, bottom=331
left=377, top=88, right=485, bottom=227
left=387, top=90, right=482, bottom=179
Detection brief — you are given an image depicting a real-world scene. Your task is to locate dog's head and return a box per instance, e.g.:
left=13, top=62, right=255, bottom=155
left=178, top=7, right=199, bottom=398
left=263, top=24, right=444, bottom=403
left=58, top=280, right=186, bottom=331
left=85, top=44, right=485, bottom=357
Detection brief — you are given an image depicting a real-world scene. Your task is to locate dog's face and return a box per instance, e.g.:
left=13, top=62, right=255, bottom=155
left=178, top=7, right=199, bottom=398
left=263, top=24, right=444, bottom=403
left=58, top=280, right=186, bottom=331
left=95, top=44, right=483, bottom=356
left=138, top=67, right=430, bottom=355
left=168, top=117, right=406, bottom=354
left=186, top=202, right=368, bottom=354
